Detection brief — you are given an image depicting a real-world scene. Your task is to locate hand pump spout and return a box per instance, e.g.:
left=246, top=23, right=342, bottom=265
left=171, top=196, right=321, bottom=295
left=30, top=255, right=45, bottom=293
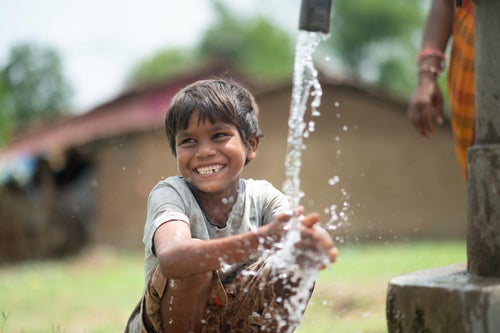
left=299, top=0, right=332, bottom=33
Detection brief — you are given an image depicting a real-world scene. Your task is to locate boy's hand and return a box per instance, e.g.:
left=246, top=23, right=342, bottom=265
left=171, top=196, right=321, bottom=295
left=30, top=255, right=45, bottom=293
left=258, top=210, right=294, bottom=248
left=258, top=209, right=338, bottom=268
left=296, top=213, right=338, bottom=268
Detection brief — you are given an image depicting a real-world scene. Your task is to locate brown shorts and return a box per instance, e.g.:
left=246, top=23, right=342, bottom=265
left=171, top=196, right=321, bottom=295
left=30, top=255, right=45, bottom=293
left=125, top=257, right=313, bottom=333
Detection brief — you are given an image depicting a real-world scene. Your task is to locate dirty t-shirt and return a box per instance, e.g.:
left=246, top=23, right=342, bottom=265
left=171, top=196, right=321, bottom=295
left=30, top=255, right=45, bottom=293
left=142, top=176, right=290, bottom=286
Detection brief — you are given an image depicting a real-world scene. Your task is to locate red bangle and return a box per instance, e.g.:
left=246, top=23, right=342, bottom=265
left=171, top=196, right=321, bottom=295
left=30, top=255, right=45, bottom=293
left=417, top=47, right=445, bottom=64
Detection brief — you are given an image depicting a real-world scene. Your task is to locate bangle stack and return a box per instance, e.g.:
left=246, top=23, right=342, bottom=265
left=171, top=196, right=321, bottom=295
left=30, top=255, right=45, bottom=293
left=417, top=47, right=446, bottom=76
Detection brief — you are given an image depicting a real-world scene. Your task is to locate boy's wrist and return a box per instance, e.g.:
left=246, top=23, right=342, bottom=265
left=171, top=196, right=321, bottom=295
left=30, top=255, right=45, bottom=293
left=256, top=226, right=278, bottom=250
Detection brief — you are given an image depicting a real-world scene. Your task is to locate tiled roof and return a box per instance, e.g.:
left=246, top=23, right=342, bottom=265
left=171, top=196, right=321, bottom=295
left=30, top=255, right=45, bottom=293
left=0, top=65, right=260, bottom=162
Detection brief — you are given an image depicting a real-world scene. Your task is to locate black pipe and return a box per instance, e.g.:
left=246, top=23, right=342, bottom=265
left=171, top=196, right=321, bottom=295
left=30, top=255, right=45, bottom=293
left=299, top=0, right=332, bottom=33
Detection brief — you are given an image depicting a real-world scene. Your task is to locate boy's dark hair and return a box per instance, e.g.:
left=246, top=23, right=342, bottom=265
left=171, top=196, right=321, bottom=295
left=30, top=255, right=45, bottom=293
left=165, top=78, right=262, bottom=156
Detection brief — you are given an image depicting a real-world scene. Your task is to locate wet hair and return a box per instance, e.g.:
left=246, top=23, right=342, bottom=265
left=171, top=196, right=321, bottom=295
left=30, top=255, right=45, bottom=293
left=165, top=78, right=262, bottom=156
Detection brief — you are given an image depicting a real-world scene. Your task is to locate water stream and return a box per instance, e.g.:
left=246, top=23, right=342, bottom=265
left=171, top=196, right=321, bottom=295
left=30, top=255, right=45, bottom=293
left=270, top=30, right=330, bottom=332
left=283, top=30, right=325, bottom=212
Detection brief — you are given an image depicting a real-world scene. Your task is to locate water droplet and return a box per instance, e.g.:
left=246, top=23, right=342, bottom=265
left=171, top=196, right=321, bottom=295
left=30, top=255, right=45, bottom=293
left=328, top=176, right=340, bottom=186
left=308, top=121, right=315, bottom=132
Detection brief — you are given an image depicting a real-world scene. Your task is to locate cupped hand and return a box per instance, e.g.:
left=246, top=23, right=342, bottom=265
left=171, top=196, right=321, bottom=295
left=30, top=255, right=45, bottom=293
left=297, top=213, right=338, bottom=268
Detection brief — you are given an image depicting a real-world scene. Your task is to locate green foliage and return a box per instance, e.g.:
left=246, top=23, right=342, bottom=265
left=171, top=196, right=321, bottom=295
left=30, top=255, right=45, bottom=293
left=0, top=43, right=72, bottom=135
left=321, top=0, right=427, bottom=97
left=0, top=77, right=14, bottom=146
left=128, top=1, right=294, bottom=87
left=198, top=1, right=294, bottom=80
left=127, top=48, right=199, bottom=87
left=0, top=43, right=72, bottom=146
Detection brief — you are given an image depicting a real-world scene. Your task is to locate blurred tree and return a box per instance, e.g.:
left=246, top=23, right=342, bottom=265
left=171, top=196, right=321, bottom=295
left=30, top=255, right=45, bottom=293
left=320, top=0, right=426, bottom=97
left=0, top=76, right=14, bottom=145
left=127, top=0, right=294, bottom=87
left=0, top=43, right=72, bottom=128
left=126, top=48, right=198, bottom=87
left=198, top=0, right=294, bottom=80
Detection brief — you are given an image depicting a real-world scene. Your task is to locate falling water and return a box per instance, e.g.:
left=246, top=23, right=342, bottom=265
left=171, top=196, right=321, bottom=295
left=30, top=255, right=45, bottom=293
left=270, top=30, right=330, bottom=332
left=282, top=31, right=324, bottom=212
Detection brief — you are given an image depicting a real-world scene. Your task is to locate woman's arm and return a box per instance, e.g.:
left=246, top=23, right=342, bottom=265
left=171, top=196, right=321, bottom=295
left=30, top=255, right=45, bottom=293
left=408, top=0, right=454, bottom=137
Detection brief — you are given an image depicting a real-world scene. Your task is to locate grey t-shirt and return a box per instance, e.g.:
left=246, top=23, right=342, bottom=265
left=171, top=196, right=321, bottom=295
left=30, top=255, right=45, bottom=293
left=142, top=176, right=289, bottom=285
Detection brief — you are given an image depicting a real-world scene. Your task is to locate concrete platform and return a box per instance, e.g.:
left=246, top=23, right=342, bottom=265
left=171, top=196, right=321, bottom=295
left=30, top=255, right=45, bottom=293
left=386, top=263, right=500, bottom=333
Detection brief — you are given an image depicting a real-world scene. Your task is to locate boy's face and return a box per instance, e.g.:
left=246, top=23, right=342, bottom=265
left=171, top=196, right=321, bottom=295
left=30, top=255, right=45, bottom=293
left=175, top=112, right=258, bottom=197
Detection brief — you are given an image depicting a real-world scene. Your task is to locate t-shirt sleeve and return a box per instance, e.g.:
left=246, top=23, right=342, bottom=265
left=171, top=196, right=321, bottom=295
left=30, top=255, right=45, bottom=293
left=257, top=180, right=290, bottom=226
left=143, top=179, right=190, bottom=256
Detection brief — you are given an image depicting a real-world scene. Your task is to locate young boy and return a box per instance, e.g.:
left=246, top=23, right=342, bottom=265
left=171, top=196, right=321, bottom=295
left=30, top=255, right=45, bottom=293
left=125, top=78, right=338, bottom=333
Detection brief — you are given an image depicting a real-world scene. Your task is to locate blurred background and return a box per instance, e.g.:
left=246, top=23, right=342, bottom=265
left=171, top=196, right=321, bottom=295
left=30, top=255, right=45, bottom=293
left=0, top=0, right=467, bottom=332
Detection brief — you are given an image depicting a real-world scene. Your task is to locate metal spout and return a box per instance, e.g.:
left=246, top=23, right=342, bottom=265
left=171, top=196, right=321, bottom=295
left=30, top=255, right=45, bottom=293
left=299, top=0, right=332, bottom=33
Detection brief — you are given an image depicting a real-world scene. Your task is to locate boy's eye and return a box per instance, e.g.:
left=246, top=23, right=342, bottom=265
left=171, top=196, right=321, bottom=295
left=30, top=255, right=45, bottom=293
left=213, top=132, right=230, bottom=140
left=179, top=138, right=195, bottom=146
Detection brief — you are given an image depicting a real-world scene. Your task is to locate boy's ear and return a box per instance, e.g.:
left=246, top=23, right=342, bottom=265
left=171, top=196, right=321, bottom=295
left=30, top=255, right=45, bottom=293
left=246, top=135, right=260, bottom=161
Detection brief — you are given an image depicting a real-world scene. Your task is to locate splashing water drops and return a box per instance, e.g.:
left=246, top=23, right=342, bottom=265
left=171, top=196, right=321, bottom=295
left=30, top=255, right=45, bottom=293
left=328, top=175, right=340, bottom=186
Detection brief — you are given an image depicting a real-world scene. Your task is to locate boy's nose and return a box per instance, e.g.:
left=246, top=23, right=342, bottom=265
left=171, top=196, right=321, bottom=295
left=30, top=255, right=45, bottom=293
left=196, top=142, right=216, bottom=158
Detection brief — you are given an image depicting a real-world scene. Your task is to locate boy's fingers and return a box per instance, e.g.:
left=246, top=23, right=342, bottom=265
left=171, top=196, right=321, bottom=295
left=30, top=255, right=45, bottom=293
left=329, top=247, right=338, bottom=263
left=300, top=213, right=320, bottom=228
left=276, top=210, right=294, bottom=223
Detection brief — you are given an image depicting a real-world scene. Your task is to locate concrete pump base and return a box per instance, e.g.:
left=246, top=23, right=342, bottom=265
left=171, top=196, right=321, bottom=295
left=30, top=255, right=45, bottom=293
left=386, top=263, right=500, bottom=333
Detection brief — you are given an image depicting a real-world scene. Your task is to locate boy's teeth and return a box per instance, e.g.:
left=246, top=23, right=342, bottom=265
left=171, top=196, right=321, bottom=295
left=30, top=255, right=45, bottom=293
left=197, top=165, right=223, bottom=175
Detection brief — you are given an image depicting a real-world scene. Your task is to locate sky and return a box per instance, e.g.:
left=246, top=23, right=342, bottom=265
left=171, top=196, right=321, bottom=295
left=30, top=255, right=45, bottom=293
left=0, top=0, right=300, bottom=113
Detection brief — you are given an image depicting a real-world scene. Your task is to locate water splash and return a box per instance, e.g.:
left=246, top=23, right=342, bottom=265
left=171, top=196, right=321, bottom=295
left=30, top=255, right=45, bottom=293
left=271, top=30, right=330, bottom=332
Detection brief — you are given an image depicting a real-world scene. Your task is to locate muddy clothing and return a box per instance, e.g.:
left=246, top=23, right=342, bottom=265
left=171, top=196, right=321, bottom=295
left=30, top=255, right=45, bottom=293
left=127, top=256, right=310, bottom=333
left=125, top=176, right=292, bottom=332
left=448, top=0, right=474, bottom=178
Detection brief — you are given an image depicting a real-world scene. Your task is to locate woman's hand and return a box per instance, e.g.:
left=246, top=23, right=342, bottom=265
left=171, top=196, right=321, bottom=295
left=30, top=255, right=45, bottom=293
left=408, top=72, right=445, bottom=138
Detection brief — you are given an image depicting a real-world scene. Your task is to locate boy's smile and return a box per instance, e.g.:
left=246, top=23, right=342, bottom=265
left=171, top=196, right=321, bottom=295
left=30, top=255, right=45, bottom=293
left=175, top=111, right=257, bottom=199
left=195, top=164, right=225, bottom=175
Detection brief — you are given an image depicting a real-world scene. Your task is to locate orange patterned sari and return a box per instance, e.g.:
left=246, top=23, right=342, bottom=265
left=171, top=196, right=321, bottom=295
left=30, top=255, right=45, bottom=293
left=447, top=0, right=475, bottom=179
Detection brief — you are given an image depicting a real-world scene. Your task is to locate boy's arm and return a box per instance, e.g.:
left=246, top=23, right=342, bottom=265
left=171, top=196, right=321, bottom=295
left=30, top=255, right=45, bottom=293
left=154, top=212, right=291, bottom=279
left=154, top=212, right=338, bottom=279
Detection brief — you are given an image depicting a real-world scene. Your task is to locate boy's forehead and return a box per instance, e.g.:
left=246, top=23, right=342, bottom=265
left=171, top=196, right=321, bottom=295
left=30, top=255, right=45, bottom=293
left=180, top=110, right=231, bottom=131
left=186, top=109, right=223, bottom=126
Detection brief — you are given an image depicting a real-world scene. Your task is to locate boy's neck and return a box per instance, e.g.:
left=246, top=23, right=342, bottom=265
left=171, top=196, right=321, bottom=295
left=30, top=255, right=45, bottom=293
left=191, top=187, right=239, bottom=229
